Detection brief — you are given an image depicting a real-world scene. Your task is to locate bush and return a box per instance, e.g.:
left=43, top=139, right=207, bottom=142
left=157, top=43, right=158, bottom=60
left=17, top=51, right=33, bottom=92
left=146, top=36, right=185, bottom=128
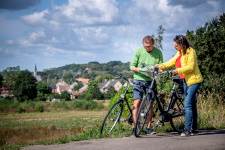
left=109, top=85, right=133, bottom=117
left=52, top=100, right=69, bottom=110
left=16, top=101, right=35, bottom=113
left=34, top=102, right=44, bottom=112
left=72, top=100, right=103, bottom=110
left=60, top=91, right=71, bottom=101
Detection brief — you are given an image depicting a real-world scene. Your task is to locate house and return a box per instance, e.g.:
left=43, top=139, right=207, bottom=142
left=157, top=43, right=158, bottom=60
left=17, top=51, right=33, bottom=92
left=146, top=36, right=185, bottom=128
left=100, top=79, right=122, bottom=93
left=75, top=77, right=89, bottom=85
left=0, top=86, right=13, bottom=97
left=52, top=77, right=90, bottom=99
left=52, top=80, right=71, bottom=94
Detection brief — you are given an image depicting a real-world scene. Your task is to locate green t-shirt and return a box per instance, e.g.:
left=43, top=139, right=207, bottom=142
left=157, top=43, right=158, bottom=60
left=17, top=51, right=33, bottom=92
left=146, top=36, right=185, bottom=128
left=130, top=47, right=163, bottom=81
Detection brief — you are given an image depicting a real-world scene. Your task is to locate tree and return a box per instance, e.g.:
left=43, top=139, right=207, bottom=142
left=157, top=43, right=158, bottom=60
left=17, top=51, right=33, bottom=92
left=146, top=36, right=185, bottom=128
left=73, top=81, right=83, bottom=91
left=84, top=80, right=103, bottom=100
left=60, top=91, right=71, bottom=101
left=37, top=81, right=51, bottom=94
left=63, top=71, right=74, bottom=84
left=103, top=87, right=116, bottom=99
left=0, top=74, right=3, bottom=87
left=36, top=81, right=51, bottom=101
left=2, top=70, right=20, bottom=89
left=13, top=70, right=37, bottom=101
left=155, top=25, right=165, bottom=50
left=186, top=13, right=225, bottom=97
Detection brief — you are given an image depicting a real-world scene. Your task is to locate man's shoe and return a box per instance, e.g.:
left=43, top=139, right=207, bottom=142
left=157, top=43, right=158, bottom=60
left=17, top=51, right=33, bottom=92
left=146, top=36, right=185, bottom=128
left=144, top=128, right=156, bottom=135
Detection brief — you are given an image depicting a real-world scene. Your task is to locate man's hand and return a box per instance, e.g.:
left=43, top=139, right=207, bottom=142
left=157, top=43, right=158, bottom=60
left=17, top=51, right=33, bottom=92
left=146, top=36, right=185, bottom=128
left=131, top=67, right=140, bottom=72
left=154, top=65, right=163, bottom=73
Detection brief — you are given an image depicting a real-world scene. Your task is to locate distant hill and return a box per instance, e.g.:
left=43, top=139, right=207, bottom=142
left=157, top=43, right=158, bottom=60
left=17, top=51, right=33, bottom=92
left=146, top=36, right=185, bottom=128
left=40, top=61, right=132, bottom=86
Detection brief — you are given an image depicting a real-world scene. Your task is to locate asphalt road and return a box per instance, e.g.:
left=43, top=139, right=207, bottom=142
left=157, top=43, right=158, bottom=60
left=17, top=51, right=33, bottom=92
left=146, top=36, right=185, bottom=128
left=23, top=129, right=225, bottom=150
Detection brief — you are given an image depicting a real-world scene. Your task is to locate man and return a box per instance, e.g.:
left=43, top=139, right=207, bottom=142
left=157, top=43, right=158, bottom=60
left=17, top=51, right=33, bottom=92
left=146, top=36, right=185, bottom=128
left=130, top=35, right=163, bottom=133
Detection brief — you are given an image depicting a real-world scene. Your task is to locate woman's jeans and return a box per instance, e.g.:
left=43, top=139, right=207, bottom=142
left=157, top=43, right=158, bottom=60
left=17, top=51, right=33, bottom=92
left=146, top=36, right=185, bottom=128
left=183, top=82, right=201, bottom=132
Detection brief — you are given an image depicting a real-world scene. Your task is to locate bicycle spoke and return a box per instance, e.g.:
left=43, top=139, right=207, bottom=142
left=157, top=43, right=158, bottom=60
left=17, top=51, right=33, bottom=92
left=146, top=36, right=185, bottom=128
left=170, top=99, right=184, bottom=133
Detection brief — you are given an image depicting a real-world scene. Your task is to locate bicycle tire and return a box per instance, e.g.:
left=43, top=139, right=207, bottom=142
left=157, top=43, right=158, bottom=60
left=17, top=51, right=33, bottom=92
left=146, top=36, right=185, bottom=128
left=170, top=97, right=185, bottom=133
left=100, top=100, right=124, bottom=137
left=134, top=95, right=154, bottom=137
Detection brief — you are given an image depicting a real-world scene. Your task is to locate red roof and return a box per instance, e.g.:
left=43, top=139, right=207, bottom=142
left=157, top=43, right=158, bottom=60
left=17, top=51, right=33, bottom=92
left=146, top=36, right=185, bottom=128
left=75, top=77, right=89, bottom=84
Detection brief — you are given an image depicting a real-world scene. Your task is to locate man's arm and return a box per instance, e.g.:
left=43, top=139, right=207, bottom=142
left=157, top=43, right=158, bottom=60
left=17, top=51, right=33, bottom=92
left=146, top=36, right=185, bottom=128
left=130, top=49, right=140, bottom=72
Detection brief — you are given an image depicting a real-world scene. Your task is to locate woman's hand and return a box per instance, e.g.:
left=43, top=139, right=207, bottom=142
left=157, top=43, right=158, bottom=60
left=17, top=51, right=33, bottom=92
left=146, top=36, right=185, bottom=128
left=172, top=69, right=178, bottom=76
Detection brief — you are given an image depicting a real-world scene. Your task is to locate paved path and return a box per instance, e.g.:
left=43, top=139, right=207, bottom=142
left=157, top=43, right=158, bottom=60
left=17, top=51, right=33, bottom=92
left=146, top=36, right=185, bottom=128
left=23, top=130, right=225, bottom=150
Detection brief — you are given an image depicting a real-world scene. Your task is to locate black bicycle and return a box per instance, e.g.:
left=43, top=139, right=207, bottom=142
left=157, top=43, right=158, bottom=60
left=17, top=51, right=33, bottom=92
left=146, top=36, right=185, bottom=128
left=134, top=67, right=185, bottom=137
left=100, top=76, right=133, bottom=137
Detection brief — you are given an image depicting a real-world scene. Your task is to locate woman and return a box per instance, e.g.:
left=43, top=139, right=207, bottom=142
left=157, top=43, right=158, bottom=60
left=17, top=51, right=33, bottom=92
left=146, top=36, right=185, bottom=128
left=158, top=35, right=203, bottom=136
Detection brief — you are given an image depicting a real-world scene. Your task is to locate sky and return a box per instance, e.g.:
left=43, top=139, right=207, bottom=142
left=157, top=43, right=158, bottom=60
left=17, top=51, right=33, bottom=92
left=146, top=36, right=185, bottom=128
left=0, top=0, right=225, bottom=71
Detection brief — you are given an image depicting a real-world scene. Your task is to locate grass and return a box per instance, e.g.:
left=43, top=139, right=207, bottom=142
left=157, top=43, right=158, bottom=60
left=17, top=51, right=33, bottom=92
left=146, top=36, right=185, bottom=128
left=0, top=110, right=106, bottom=149
left=0, top=99, right=104, bottom=113
left=0, top=93, right=225, bottom=149
left=198, top=93, right=225, bottom=129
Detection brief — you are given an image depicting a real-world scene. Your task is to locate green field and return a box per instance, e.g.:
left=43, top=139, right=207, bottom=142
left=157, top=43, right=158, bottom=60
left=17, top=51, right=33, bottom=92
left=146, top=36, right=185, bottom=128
left=0, top=94, right=225, bottom=150
left=0, top=110, right=106, bottom=149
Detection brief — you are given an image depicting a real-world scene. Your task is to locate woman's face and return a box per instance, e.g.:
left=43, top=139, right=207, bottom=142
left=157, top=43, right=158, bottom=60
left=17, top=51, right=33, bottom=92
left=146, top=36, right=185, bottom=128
left=173, top=41, right=182, bottom=52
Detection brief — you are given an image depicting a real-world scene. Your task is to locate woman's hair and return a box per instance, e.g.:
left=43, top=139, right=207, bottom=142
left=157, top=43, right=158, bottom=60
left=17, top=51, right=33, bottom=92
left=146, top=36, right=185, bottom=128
left=143, top=35, right=155, bottom=45
left=173, top=35, right=190, bottom=54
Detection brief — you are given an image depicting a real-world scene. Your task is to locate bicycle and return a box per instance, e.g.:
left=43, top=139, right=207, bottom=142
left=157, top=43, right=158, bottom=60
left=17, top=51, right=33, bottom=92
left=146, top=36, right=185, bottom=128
left=134, top=66, right=185, bottom=137
left=100, top=75, right=133, bottom=137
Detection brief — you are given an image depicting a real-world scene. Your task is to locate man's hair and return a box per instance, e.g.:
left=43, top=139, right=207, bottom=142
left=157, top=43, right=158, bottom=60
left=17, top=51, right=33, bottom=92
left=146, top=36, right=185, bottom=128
left=173, top=35, right=190, bottom=53
left=143, top=35, right=154, bottom=45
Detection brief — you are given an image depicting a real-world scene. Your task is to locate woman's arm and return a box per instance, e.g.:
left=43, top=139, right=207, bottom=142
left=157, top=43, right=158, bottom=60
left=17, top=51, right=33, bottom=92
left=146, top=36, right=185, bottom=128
left=158, top=52, right=179, bottom=70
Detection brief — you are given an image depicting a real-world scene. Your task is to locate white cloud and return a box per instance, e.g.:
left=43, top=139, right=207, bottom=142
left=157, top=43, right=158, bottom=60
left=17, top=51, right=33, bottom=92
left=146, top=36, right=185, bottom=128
left=18, top=31, right=46, bottom=47
left=22, top=10, right=49, bottom=25
left=72, top=26, right=109, bottom=44
left=58, top=0, right=119, bottom=25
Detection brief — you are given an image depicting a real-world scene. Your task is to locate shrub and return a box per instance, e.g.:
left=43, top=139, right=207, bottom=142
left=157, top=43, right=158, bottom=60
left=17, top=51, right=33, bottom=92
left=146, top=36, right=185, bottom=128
left=34, top=102, right=44, bottom=112
left=109, top=85, right=133, bottom=117
left=72, top=100, right=103, bottom=110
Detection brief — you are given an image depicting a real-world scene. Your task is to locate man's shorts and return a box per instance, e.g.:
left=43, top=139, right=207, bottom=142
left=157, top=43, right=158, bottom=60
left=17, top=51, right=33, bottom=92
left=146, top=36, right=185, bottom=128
left=133, top=80, right=152, bottom=100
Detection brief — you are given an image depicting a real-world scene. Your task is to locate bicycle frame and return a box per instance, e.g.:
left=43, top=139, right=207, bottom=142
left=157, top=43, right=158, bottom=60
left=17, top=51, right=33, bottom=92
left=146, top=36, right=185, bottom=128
left=140, top=68, right=184, bottom=128
left=118, top=82, right=133, bottom=122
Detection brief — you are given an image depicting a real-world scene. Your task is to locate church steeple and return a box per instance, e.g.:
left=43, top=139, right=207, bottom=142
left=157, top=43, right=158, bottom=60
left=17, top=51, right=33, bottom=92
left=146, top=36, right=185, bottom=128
left=33, top=64, right=42, bottom=81
left=34, top=64, right=37, bottom=77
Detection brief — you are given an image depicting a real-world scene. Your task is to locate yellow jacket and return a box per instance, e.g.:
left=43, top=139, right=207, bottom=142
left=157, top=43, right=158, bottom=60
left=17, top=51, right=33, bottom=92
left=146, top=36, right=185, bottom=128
left=159, top=47, right=203, bottom=86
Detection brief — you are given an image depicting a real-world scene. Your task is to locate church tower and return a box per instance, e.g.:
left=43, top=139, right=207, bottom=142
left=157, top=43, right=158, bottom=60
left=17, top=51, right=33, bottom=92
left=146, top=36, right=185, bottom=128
left=34, top=64, right=37, bottom=77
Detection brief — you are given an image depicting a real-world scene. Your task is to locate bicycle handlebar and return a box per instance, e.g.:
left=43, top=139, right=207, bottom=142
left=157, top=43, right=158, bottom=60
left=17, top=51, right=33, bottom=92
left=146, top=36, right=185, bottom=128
left=139, top=66, right=174, bottom=78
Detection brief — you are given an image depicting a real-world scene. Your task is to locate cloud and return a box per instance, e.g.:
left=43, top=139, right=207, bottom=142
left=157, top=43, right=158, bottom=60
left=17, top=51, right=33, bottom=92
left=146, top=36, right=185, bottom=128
left=18, top=31, right=46, bottom=47
left=22, top=10, right=49, bottom=26
left=167, top=0, right=206, bottom=8
left=57, top=0, right=119, bottom=25
left=0, top=0, right=40, bottom=10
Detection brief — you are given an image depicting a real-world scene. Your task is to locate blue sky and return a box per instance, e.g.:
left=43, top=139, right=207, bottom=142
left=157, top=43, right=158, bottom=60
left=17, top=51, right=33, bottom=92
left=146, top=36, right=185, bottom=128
left=0, top=0, right=225, bottom=71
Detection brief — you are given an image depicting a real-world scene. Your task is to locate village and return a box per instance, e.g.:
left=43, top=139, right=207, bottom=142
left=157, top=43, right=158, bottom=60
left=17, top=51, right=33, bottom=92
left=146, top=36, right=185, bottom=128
left=0, top=65, right=124, bottom=101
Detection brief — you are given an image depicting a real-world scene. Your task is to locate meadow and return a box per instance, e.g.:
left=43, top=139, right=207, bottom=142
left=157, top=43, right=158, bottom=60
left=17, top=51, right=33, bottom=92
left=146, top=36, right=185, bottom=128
left=0, top=93, right=224, bottom=150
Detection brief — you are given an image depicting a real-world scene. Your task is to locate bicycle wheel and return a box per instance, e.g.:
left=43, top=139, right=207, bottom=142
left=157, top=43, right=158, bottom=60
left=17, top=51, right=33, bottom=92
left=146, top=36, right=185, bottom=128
left=100, top=100, right=124, bottom=137
left=134, top=95, right=153, bottom=137
left=170, top=98, right=184, bottom=133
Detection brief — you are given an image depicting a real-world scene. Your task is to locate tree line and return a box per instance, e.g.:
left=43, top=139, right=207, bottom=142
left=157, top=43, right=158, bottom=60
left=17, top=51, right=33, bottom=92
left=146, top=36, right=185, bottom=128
left=186, top=13, right=225, bottom=99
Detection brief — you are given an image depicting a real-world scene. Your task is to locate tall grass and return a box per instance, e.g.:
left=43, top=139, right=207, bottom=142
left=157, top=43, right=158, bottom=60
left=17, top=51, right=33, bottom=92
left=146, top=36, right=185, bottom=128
left=198, top=92, right=225, bottom=129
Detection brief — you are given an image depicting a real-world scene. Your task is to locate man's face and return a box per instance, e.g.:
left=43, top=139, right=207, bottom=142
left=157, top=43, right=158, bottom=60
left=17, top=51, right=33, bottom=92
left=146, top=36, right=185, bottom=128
left=143, top=41, right=154, bottom=52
